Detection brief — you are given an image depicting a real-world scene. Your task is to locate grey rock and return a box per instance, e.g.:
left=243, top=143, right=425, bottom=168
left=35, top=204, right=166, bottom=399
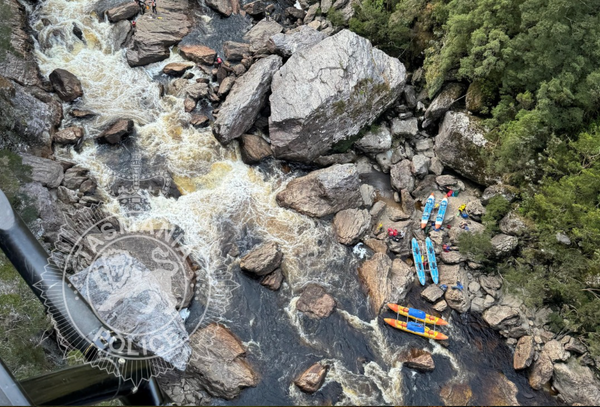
left=543, top=340, right=569, bottom=362
left=466, top=199, right=485, bottom=221
left=321, top=0, right=333, bottom=13
left=269, top=30, right=405, bottom=162
left=565, top=337, right=587, bottom=355
left=480, top=275, right=502, bottom=297
left=528, top=351, right=553, bottom=390
left=110, top=19, right=133, bottom=49
left=403, top=85, right=417, bottom=109
left=19, top=182, right=63, bottom=240
left=276, top=164, right=363, bottom=218
left=49, top=69, right=83, bottom=102
left=483, top=294, right=495, bottom=309
left=552, top=359, right=600, bottom=406
left=304, top=3, right=319, bottom=23
left=499, top=211, right=529, bottom=236
left=213, top=55, right=282, bottom=143
left=20, top=154, right=64, bottom=188
left=440, top=250, right=466, bottom=264
left=57, top=186, right=79, bottom=204
left=70, top=252, right=191, bottom=370
left=445, top=286, right=470, bottom=313
left=435, top=174, right=465, bottom=192
left=244, top=1, right=266, bottom=16
left=355, top=124, right=392, bottom=154
left=313, top=151, right=357, bottom=167
left=421, top=285, right=444, bottom=303
left=62, top=166, right=88, bottom=190
left=415, top=138, right=433, bottom=152
left=285, top=7, right=307, bottom=20
left=514, top=335, right=535, bottom=370
left=556, top=232, right=571, bottom=246
left=217, top=76, right=236, bottom=98
left=390, top=159, right=415, bottom=192
left=423, top=83, right=464, bottom=128
left=391, top=117, right=418, bottom=137
left=483, top=305, right=519, bottom=329
left=434, top=111, right=492, bottom=185
left=240, top=242, right=283, bottom=276
left=375, top=150, right=393, bottom=173
left=360, top=184, right=375, bottom=206
left=126, top=0, right=191, bottom=67
left=297, top=284, right=336, bottom=319
left=491, top=234, right=518, bottom=257
left=243, top=19, right=283, bottom=54
left=411, top=154, right=429, bottom=178
left=206, top=0, right=233, bottom=16
left=332, top=209, right=370, bottom=245
left=268, top=26, right=325, bottom=57
left=330, top=0, right=359, bottom=23
left=106, top=2, right=139, bottom=22
left=189, top=324, right=258, bottom=399
left=294, top=363, right=327, bottom=394
left=481, top=184, right=517, bottom=205
left=186, top=82, right=209, bottom=100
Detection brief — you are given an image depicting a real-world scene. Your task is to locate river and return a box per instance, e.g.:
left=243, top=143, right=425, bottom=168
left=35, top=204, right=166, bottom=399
left=26, top=0, right=556, bottom=404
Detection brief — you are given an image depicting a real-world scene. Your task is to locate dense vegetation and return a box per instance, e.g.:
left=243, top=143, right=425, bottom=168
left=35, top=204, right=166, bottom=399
left=349, top=0, right=600, bottom=355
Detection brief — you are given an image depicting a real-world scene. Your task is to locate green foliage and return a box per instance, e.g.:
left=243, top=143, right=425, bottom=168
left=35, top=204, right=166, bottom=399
left=328, top=9, right=347, bottom=27
left=0, top=149, right=37, bottom=223
left=457, top=231, right=494, bottom=264
left=0, top=253, right=54, bottom=380
left=482, top=195, right=511, bottom=232
left=0, top=0, right=14, bottom=62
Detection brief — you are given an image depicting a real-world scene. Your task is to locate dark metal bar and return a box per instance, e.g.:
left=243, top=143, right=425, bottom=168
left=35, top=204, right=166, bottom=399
left=0, top=359, right=32, bottom=406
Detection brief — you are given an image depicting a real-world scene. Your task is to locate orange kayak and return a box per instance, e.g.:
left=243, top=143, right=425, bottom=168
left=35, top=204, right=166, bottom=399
left=387, top=303, right=448, bottom=326
left=384, top=318, right=449, bottom=341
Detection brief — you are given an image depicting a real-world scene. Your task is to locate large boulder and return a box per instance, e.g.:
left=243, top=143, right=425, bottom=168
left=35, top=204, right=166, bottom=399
left=106, top=2, right=139, bottom=22
left=213, top=55, right=282, bottom=144
left=513, top=335, right=535, bottom=370
left=240, top=242, right=283, bottom=276
left=528, top=350, right=554, bottom=390
left=239, top=134, right=272, bottom=164
left=19, top=154, right=64, bottom=189
left=243, top=19, right=283, bottom=54
left=276, top=164, right=363, bottom=218
left=296, top=284, right=336, bottom=319
left=189, top=324, right=258, bottom=399
left=434, top=111, right=492, bottom=186
left=268, top=25, right=326, bottom=57
left=49, top=69, right=83, bottom=102
left=269, top=30, right=406, bottom=162
left=294, top=363, right=328, bottom=394
left=126, top=0, right=191, bottom=66
left=490, top=233, right=518, bottom=257
left=390, top=160, right=415, bottom=192
left=0, top=78, right=61, bottom=156
left=332, top=208, right=370, bottom=245
left=358, top=255, right=413, bottom=313
left=0, top=0, right=41, bottom=86
left=543, top=340, right=569, bottom=363
left=423, top=83, right=464, bottom=128
left=552, top=359, right=600, bottom=406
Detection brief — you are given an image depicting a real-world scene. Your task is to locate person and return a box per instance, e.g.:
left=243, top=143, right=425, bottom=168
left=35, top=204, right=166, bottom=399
left=458, top=203, right=468, bottom=218
left=451, top=281, right=464, bottom=291
left=131, top=20, right=136, bottom=29
left=139, top=0, right=146, bottom=14
left=151, top=0, right=157, bottom=14
left=460, top=221, right=469, bottom=231
left=443, top=243, right=450, bottom=252
left=216, top=56, right=223, bottom=66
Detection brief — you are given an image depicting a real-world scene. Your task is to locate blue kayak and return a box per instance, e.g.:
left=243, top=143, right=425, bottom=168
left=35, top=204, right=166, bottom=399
left=425, top=237, right=439, bottom=284
left=412, top=238, right=426, bottom=285
left=421, top=193, right=435, bottom=229
left=435, top=197, right=449, bottom=229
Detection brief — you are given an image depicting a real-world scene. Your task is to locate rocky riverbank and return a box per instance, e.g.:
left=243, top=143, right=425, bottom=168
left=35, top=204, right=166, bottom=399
left=1, top=0, right=599, bottom=405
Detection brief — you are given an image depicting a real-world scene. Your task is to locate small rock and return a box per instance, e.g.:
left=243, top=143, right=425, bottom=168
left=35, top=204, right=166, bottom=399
left=423, top=83, right=464, bottom=127
left=364, top=238, right=387, bottom=254
left=97, top=119, right=134, bottom=144
left=184, top=97, right=196, bottom=112
left=49, top=68, right=83, bottom=102
left=218, top=76, right=236, bottom=97
left=296, top=284, right=336, bottom=319
left=440, top=251, right=465, bottom=264
left=106, top=2, right=139, bottom=22
left=57, top=186, right=79, bottom=204
left=180, top=44, right=217, bottom=64
left=360, top=184, right=375, bottom=207
left=233, top=64, right=246, bottom=76
left=260, top=268, right=283, bottom=290
left=294, top=363, right=327, bottom=394
left=355, top=125, right=392, bottom=154
left=429, top=157, right=444, bottom=176
left=499, top=211, right=529, bottom=236
left=240, top=242, right=283, bottom=276
left=70, top=109, right=96, bottom=119
left=206, top=0, right=234, bottom=16
left=54, top=126, right=84, bottom=145
left=163, top=62, right=195, bottom=76
left=468, top=281, right=481, bottom=293
left=433, top=300, right=447, bottom=312
left=556, top=232, right=571, bottom=246
left=481, top=184, right=517, bottom=205
left=400, top=349, right=435, bottom=372
left=564, top=337, right=587, bottom=355
left=513, top=335, right=535, bottom=370
left=190, top=114, right=209, bottom=127
left=244, top=0, right=266, bottom=16
left=483, top=305, right=519, bottom=329
left=240, top=134, right=272, bottom=164
left=391, top=117, right=418, bottom=137
left=421, top=285, right=444, bottom=303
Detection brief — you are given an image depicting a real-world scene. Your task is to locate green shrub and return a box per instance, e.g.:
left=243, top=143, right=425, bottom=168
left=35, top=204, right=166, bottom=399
left=482, top=195, right=511, bottom=232
left=457, top=231, right=494, bottom=264
left=328, top=9, right=347, bottom=27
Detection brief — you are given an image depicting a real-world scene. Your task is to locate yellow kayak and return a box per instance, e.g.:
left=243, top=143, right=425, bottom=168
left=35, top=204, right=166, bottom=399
left=387, top=303, right=448, bottom=326
left=384, top=318, right=449, bottom=341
